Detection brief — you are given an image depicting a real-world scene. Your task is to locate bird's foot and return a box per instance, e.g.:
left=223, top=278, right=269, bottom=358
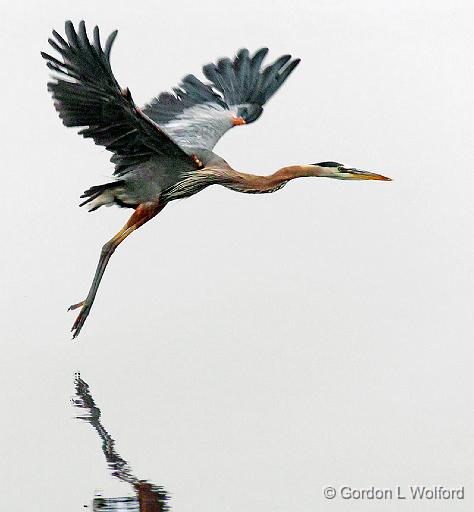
left=68, top=300, right=90, bottom=339
left=68, top=300, right=85, bottom=311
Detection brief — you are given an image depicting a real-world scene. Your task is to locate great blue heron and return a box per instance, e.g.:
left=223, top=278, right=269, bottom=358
left=42, top=21, right=391, bottom=338
left=73, top=373, right=169, bottom=511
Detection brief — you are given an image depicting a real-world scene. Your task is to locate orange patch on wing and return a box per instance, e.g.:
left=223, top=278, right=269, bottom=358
left=232, top=116, right=246, bottom=126
left=191, top=154, right=204, bottom=168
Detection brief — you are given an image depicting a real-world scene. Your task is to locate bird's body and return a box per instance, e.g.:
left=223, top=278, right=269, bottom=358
left=42, top=21, right=391, bottom=338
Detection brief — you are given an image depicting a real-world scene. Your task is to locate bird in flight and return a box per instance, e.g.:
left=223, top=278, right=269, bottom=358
left=42, top=21, right=391, bottom=338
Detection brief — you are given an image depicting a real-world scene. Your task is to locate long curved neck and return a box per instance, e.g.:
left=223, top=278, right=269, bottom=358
left=224, top=165, right=323, bottom=194
left=161, top=165, right=323, bottom=202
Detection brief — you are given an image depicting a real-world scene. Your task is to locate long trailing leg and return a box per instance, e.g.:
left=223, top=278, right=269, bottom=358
left=69, top=202, right=165, bottom=339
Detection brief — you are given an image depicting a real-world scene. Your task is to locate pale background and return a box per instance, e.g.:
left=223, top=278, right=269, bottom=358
left=0, top=0, right=473, bottom=510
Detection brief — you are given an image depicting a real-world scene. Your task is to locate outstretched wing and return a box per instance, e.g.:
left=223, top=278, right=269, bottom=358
left=143, top=48, right=301, bottom=150
left=42, top=21, right=198, bottom=177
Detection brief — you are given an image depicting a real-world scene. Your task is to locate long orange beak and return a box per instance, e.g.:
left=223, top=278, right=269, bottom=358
left=232, top=116, right=246, bottom=126
left=351, top=170, right=392, bottom=181
left=343, top=168, right=392, bottom=181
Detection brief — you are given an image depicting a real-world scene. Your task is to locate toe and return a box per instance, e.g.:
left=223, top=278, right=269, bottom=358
left=71, top=305, right=90, bottom=339
left=68, top=300, right=85, bottom=311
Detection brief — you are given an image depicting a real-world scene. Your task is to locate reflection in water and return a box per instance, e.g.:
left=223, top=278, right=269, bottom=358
left=72, top=374, right=169, bottom=511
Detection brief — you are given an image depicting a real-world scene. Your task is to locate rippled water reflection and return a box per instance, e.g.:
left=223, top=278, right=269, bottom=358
left=73, top=374, right=169, bottom=512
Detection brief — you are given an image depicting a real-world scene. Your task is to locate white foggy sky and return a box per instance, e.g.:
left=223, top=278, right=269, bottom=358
left=0, top=1, right=473, bottom=511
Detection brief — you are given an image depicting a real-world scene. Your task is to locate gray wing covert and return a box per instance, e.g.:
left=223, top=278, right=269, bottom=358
left=143, top=48, right=301, bottom=150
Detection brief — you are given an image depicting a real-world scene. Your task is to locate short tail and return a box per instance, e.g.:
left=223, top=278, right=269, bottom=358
left=79, top=180, right=130, bottom=211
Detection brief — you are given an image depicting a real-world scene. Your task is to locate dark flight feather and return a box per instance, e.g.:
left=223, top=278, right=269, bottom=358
left=42, top=20, right=196, bottom=176
left=143, top=47, right=301, bottom=132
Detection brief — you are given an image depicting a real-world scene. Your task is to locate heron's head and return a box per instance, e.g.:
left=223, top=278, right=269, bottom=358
left=310, top=161, right=391, bottom=181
